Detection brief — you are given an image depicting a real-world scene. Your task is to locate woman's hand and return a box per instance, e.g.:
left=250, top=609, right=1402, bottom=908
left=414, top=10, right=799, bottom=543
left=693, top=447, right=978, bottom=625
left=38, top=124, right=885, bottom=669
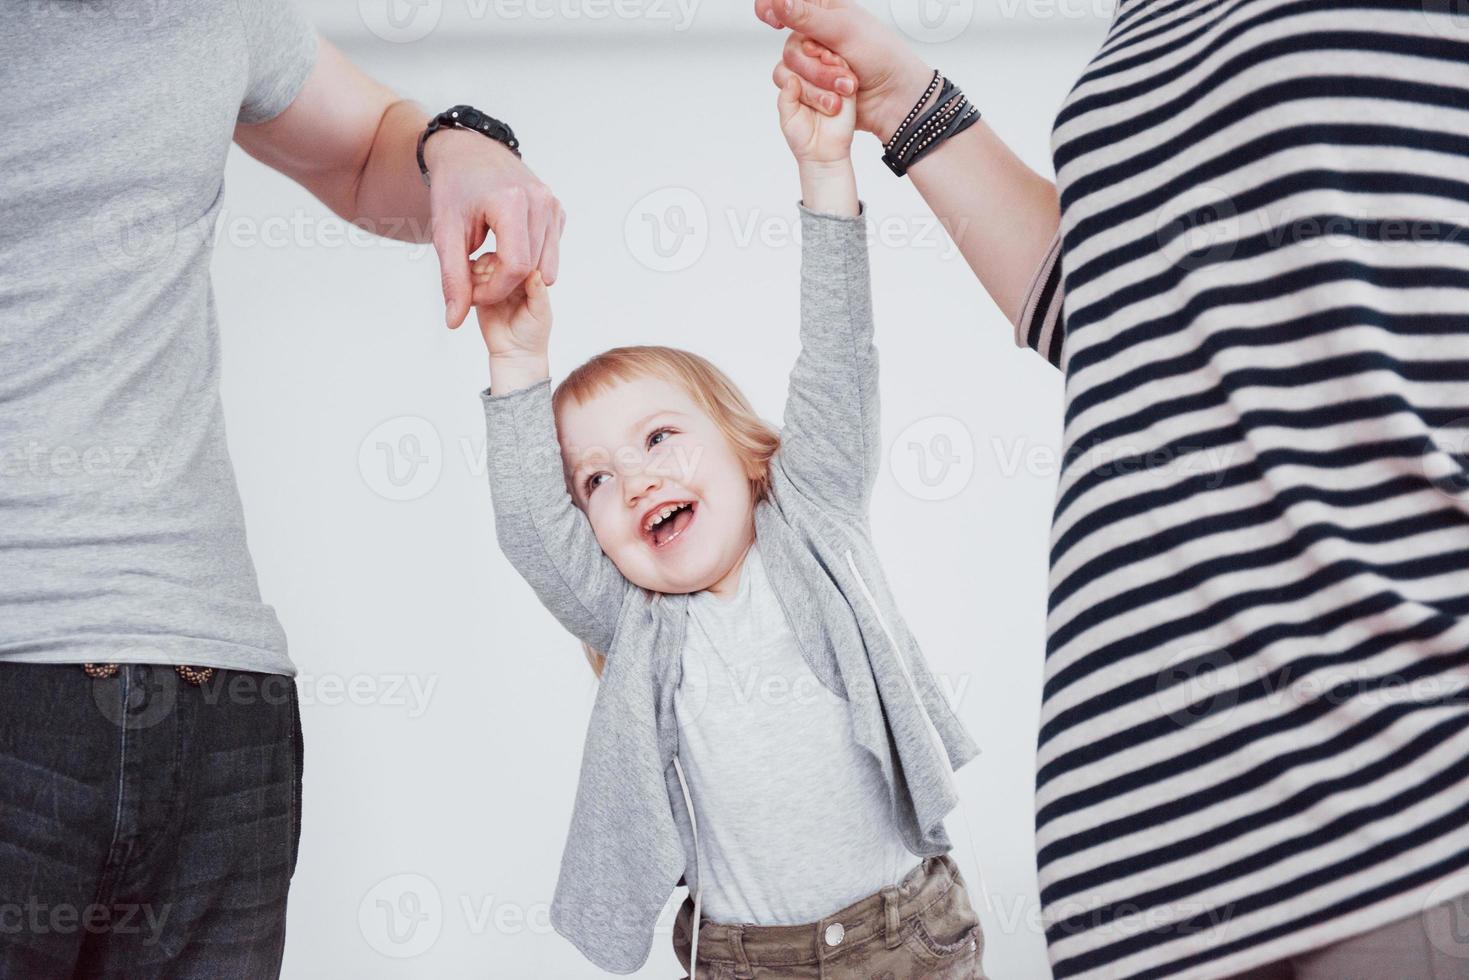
left=474, top=253, right=552, bottom=393
left=758, top=0, right=936, bottom=144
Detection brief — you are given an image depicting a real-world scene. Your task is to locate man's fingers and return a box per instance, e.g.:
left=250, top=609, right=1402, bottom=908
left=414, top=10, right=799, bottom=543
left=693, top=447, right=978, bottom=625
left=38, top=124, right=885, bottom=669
left=772, top=62, right=843, bottom=116
left=784, top=32, right=856, bottom=96
left=432, top=217, right=472, bottom=329
left=537, top=204, right=565, bottom=286
left=478, top=189, right=533, bottom=305
left=522, top=187, right=551, bottom=287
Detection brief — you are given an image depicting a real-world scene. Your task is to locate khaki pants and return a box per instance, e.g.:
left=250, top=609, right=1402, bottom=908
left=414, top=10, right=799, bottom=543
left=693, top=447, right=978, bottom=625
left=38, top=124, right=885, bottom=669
left=673, top=854, right=986, bottom=980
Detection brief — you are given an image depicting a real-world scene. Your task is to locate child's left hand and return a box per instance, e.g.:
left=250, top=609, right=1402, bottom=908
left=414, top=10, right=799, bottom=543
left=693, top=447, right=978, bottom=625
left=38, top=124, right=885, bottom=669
left=776, top=67, right=856, bottom=166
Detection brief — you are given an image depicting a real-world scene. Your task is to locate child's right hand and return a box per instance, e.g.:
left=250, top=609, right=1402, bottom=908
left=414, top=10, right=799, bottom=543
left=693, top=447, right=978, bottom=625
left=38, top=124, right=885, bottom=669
left=474, top=253, right=552, bottom=390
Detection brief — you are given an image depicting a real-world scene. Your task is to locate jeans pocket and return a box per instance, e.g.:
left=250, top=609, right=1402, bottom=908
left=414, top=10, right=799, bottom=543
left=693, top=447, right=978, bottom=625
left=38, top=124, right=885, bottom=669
left=904, top=875, right=985, bottom=974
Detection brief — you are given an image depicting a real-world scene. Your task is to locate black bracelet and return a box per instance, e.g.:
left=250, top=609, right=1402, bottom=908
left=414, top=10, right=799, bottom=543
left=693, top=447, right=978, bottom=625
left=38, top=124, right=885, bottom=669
left=883, top=69, right=941, bottom=154
left=417, top=105, right=521, bottom=188
left=881, top=72, right=980, bottom=177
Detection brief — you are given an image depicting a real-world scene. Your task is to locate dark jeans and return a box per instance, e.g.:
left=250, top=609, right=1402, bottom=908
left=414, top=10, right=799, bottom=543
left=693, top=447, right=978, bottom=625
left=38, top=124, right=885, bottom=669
left=0, top=663, right=303, bottom=979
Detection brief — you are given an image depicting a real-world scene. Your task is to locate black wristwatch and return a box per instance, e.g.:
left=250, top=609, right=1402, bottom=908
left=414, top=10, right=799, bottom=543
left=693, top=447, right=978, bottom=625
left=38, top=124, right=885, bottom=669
left=416, top=105, right=520, bottom=187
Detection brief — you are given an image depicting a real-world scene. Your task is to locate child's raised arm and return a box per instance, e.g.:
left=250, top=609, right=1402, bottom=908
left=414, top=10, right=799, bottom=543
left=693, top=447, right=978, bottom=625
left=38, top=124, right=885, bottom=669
left=475, top=259, right=629, bottom=653
left=772, top=76, right=881, bottom=519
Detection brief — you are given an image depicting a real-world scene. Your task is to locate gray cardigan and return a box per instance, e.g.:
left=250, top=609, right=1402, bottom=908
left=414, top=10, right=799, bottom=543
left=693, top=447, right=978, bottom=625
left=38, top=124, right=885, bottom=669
left=480, top=204, right=978, bottom=974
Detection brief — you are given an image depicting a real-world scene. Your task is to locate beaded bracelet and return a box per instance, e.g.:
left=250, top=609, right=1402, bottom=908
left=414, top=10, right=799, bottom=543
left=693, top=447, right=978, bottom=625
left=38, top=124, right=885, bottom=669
left=881, top=70, right=981, bottom=177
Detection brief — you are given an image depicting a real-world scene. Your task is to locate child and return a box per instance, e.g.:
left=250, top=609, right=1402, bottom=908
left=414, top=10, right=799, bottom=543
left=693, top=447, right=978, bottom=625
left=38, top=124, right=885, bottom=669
left=473, top=75, right=985, bottom=980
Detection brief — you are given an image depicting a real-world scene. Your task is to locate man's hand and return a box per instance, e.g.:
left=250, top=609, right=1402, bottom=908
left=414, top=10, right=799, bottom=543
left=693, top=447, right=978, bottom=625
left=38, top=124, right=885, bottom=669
left=232, top=39, right=566, bottom=333
left=425, top=128, right=566, bottom=330
left=474, top=254, right=552, bottom=394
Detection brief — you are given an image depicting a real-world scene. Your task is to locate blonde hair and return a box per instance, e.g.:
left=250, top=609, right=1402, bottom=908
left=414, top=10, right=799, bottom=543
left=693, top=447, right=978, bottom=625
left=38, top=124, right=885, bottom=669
left=554, top=346, right=780, bottom=679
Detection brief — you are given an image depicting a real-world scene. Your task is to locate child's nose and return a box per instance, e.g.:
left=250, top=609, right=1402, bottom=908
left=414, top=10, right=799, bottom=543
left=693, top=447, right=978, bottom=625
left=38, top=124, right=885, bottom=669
left=624, top=472, right=662, bottom=506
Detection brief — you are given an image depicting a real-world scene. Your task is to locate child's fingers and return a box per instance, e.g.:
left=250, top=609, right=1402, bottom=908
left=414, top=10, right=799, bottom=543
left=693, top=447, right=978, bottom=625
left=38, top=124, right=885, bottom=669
left=801, top=37, right=848, bottom=71
left=784, top=32, right=855, bottom=98
left=471, top=251, right=497, bottom=282
left=776, top=71, right=803, bottom=124
left=772, top=62, right=840, bottom=116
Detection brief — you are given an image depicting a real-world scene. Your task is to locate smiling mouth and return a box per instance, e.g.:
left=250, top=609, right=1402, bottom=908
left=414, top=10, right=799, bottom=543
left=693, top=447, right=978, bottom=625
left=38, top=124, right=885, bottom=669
left=642, top=501, right=696, bottom=550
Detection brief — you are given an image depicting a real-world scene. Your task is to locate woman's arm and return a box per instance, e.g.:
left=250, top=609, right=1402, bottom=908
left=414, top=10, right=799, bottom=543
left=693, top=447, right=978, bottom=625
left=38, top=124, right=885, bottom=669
left=759, top=0, right=1067, bottom=365
left=475, top=263, right=628, bottom=652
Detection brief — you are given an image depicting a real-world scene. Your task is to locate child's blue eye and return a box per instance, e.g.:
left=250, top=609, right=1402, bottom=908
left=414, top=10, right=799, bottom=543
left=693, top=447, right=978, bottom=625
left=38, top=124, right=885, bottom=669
left=648, top=428, right=674, bottom=449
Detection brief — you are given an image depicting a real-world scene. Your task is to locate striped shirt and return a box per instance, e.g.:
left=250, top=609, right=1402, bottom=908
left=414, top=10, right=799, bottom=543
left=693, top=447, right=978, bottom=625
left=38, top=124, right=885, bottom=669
left=1015, top=2, right=1469, bottom=977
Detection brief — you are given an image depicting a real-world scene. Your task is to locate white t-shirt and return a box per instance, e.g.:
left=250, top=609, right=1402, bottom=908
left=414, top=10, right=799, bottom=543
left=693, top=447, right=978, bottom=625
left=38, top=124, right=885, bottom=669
left=673, top=542, right=920, bottom=926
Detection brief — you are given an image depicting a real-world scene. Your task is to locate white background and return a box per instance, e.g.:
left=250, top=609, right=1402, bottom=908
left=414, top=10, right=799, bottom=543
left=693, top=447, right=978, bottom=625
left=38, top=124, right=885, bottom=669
left=213, top=2, right=1110, bottom=975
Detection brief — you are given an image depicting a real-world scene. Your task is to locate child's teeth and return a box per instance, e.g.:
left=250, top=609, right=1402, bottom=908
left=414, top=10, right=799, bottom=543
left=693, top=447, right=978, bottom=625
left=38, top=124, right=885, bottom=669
left=646, top=503, right=689, bottom=532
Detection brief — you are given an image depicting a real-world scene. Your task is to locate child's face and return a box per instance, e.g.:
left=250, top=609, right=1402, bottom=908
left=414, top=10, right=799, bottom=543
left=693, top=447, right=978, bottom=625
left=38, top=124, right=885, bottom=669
left=558, top=375, right=756, bottom=596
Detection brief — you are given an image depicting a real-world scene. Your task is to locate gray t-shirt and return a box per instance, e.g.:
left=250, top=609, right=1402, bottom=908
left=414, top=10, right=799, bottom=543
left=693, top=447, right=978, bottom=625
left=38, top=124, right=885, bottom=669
left=0, top=1, right=318, bottom=673
left=674, top=543, right=920, bottom=925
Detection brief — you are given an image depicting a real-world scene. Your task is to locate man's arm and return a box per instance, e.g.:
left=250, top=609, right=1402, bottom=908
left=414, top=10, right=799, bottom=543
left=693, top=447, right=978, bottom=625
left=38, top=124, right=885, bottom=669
left=232, top=38, right=563, bottom=329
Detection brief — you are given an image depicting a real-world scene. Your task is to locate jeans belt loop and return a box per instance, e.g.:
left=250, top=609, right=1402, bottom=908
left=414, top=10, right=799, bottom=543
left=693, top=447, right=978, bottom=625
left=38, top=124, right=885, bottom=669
left=883, top=884, right=903, bottom=949
left=731, top=924, right=755, bottom=980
